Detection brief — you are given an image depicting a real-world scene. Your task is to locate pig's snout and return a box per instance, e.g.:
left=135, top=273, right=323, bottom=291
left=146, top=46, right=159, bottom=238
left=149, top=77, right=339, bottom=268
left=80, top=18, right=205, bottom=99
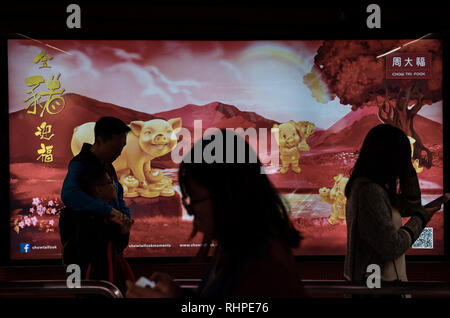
left=153, top=133, right=168, bottom=145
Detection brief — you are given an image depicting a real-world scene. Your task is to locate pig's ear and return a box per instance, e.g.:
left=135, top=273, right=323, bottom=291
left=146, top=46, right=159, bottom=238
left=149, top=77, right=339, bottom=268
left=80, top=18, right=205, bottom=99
left=290, top=121, right=301, bottom=134
left=168, top=117, right=182, bottom=134
left=130, top=121, right=145, bottom=136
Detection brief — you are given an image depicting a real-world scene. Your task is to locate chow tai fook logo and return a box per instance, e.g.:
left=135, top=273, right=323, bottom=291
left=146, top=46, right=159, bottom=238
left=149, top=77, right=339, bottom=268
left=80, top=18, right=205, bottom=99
left=386, top=53, right=432, bottom=79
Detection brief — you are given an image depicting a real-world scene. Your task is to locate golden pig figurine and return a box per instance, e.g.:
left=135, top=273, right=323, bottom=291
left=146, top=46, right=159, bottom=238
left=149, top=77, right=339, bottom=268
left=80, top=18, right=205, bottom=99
left=71, top=118, right=182, bottom=198
left=319, top=174, right=348, bottom=225
left=272, top=120, right=314, bottom=174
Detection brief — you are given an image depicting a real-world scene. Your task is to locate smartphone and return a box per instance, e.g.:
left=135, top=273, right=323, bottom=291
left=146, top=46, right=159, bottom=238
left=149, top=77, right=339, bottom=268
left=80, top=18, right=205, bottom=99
left=424, top=193, right=450, bottom=208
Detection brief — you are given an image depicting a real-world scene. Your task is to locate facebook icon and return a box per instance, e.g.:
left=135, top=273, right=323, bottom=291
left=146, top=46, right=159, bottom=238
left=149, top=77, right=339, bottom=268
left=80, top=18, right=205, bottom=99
left=20, top=243, right=31, bottom=253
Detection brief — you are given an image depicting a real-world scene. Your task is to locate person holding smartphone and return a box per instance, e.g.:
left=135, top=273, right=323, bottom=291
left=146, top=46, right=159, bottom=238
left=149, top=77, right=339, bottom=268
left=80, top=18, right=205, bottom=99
left=343, top=124, right=442, bottom=298
left=126, top=129, right=306, bottom=298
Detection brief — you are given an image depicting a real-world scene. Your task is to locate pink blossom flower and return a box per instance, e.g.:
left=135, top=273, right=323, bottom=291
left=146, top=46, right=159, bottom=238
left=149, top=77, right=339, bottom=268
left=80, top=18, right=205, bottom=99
left=32, top=197, right=41, bottom=206
left=51, top=208, right=57, bottom=215
left=18, top=221, right=25, bottom=229
left=49, top=219, right=55, bottom=226
left=48, top=200, right=54, bottom=207
left=24, top=218, right=31, bottom=226
left=37, top=210, right=44, bottom=217
left=31, top=217, right=38, bottom=226
left=29, top=207, right=35, bottom=213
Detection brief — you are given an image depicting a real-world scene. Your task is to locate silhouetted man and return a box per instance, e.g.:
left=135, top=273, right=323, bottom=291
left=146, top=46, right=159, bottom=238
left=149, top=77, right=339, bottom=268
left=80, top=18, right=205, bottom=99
left=60, top=116, right=133, bottom=285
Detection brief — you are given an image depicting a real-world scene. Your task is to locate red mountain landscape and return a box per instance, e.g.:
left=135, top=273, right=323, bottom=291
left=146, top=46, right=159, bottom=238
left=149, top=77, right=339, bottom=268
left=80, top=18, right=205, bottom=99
left=308, top=105, right=443, bottom=153
left=154, top=102, right=278, bottom=130
left=9, top=93, right=280, bottom=168
left=9, top=93, right=443, bottom=190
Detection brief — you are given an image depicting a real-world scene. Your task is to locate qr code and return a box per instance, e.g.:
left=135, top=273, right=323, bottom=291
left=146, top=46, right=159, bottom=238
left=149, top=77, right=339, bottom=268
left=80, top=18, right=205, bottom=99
left=412, top=227, right=433, bottom=249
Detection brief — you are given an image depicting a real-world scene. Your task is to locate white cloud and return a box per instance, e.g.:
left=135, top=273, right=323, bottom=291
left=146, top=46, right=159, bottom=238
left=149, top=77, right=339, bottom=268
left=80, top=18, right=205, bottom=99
left=54, top=50, right=100, bottom=79
left=107, top=62, right=172, bottom=105
left=219, top=60, right=243, bottom=81
left=112, top=48, right=142, bottom=61
left=146, top=65, right=201, bottom=95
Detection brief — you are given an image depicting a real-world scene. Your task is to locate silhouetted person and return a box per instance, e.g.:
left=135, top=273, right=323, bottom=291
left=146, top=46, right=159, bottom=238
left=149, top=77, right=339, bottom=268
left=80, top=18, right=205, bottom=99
left=126, top=129, right=306, bottom=298
left=60, top=117, right=133, bottom=288
left=344, top=124, right=440, bottom=297
left=60, top=167, right=134, bottom=293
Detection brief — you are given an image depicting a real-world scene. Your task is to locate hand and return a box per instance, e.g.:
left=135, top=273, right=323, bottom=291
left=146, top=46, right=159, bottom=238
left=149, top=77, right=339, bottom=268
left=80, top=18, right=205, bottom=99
left=109, top=208, right=125, bottom=225
left=119, top=217, right=134, bottom=234
left=424, top=205, right=441, bottom=220
left=126, top=280, right=162, bottom=298
left=126, top=272, right=182, bottom=298
left=109, top=208, right=134, bottom=233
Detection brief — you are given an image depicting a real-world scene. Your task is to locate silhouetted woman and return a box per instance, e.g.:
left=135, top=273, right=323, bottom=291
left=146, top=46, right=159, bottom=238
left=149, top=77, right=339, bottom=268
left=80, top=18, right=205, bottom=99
left=344, top=124, right=440, bottom=295
left=127, top=129, right=305, bottom=297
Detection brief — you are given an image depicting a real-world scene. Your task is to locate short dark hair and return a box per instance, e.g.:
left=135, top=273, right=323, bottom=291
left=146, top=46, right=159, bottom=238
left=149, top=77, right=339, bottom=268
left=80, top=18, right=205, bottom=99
left=94, top=117, right=131, bottom=142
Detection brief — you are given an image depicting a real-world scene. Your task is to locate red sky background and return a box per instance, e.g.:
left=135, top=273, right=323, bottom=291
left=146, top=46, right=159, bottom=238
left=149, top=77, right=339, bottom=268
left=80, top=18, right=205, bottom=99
left=8, top=39, right=443, bottom=129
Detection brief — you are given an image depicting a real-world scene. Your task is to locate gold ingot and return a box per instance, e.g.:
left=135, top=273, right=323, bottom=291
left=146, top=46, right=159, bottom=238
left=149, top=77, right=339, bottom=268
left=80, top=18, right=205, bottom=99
left=121, top=175, right=139, bottom=188
left=147, top=170, right=164, bottom=182
left=147, top=183, right=165, bottom=191
left=139, top=190, right=160, bottom=198
left=124, top=191, right=139, bottom=198
left=160, top=188, right=175, bottom=197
